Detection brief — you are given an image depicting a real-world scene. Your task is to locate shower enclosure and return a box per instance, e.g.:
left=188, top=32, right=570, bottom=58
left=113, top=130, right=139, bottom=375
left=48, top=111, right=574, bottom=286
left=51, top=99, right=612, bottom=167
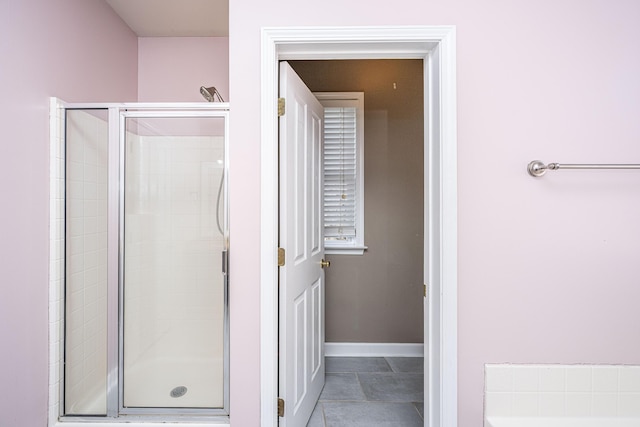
left=59, top=103, right=229, bottom=421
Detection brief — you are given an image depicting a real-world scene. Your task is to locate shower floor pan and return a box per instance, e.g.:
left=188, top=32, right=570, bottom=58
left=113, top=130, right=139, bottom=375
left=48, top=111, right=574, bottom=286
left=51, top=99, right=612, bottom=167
left=124, top=356, right=224, bottom=409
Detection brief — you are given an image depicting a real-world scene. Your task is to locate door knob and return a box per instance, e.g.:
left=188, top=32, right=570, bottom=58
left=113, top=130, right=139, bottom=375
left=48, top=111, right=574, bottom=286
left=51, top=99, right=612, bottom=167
left=320, top=259, right=330, bottom=268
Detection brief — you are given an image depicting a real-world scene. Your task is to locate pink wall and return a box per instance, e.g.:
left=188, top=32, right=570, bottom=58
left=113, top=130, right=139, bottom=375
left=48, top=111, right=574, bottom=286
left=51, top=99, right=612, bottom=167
left=138, top=37, right=229, bottom=102
left=0, top=1, right=137, bottom=426
left=3, top=1, right=639, bottom=425
left=228, top=0, right=640, bottom=426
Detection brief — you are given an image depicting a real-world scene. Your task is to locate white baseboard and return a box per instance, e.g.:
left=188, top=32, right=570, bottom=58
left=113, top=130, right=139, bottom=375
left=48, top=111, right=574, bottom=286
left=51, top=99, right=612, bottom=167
left=325, top=342, right=424, bottom=357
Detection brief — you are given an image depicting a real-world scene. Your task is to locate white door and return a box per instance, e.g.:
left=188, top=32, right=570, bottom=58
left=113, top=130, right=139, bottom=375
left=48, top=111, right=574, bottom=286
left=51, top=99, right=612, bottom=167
left=278, top=61, right=326, bottom=427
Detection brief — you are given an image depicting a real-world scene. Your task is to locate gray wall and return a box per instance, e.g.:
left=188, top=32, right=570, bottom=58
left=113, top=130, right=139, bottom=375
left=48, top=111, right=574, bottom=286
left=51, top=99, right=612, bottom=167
left=290, top=60, right=424, bottom=343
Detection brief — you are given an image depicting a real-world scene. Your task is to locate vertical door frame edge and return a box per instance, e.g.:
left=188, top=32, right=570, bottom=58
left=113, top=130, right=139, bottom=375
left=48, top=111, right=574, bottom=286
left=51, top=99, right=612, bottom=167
left=259, top=25, right=458, bottom=427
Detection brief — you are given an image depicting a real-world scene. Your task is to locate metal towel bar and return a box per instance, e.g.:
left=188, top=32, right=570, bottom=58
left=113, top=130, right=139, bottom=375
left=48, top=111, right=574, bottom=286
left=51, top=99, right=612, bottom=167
left=527, top=160, right=640, bottom=177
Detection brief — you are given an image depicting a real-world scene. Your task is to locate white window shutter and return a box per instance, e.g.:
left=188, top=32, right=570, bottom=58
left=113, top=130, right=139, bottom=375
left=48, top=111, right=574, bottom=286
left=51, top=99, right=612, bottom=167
left=316, top=92, right=365, bottom=254
left=323, top=107, right=357, bottom=239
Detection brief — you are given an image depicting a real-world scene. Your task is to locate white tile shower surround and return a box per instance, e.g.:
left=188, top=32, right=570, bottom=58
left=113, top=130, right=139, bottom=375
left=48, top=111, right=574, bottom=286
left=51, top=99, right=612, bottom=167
left=486, top=418, right=640, bottom=427
left=485, top=364, right=640, bottom=427
left=64, top=109, right=109, bottom=414
left=48, top=107, right=112, bottom=416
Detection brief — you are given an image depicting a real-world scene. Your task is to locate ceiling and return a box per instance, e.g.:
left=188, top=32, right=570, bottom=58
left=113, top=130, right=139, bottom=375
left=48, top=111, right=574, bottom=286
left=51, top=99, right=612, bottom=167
left=105, top=0, right=228, bottom=37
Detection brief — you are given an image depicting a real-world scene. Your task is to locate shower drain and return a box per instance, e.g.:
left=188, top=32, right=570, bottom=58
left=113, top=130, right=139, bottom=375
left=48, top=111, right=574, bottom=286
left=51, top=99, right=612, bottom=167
left=170, top=386, right=188, bottom=398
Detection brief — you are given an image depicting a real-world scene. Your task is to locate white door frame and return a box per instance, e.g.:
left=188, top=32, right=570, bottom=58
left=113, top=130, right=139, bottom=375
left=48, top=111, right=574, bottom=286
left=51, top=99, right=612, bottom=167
left=259, top=26, right=458, bottom=427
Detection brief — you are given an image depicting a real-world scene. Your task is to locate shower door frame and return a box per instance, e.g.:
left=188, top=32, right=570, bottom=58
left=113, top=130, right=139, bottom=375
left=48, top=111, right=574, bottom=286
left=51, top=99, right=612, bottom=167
left=116, top=108, right=230, bottom=418
left=51, top=101, right=231, bottom=425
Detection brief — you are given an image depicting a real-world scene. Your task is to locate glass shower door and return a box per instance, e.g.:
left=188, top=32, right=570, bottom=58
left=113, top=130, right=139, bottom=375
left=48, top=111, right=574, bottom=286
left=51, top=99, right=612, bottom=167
left=121, top=114, right=227, bottom=411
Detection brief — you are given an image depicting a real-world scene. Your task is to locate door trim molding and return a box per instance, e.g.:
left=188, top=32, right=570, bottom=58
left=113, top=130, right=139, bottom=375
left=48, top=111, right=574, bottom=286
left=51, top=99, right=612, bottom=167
left=260, top=26, right=458, bottom=427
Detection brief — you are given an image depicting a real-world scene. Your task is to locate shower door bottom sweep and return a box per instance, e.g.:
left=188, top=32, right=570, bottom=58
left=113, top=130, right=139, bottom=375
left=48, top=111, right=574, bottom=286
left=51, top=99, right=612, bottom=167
left=61, top=103, right=229, bottom=421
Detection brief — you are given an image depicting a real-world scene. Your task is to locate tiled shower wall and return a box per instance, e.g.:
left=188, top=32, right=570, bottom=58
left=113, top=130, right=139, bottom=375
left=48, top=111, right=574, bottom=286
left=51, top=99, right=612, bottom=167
left=49, top=104, right=110, bottom=418
left=63, top=109, right=109, bottom=414
left=485, top=364, right=640, bottom=421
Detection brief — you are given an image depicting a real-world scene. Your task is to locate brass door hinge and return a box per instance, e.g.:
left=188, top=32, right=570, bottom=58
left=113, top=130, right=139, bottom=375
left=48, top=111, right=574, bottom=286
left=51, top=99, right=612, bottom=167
left=424, top=284, right=427, bottom=297
left=277, top=397, right=285, bottom=417
left=278, top=247, right=285, bottom=267
left=278, top=98, right=285, bottom=117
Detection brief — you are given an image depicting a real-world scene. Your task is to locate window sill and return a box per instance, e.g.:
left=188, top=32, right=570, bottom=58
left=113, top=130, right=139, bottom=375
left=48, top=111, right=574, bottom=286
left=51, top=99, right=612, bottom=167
left=325, top=246, right=367, bottom=255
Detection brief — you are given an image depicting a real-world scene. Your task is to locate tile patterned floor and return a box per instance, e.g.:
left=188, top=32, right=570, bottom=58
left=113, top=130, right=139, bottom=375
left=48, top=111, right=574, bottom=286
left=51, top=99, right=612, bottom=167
left=306, top=357, right=424, bottom=427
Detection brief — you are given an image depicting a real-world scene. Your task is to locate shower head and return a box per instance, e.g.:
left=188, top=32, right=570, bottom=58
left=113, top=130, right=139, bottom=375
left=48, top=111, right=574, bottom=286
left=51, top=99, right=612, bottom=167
left=200, top=86, right=225, bottom=102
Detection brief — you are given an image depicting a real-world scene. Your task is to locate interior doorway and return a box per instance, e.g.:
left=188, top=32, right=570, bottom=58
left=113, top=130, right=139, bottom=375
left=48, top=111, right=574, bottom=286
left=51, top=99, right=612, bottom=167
left=290, top=59, right=425, bottom=349
left=283, top=59, right=425, bottom=426
left=260, top=26, right=458, bottom=427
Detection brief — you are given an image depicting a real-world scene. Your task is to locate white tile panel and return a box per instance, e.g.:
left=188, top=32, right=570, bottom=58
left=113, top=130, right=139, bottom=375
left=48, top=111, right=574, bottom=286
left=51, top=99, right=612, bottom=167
left=485, top=392, right=513, bottom=417
left=512, top=392, right=539, bottom=416
left=565, top=392, right=591, bottom=417
left=539, top=392, right=565, bottom=417
left=566, top=366, right=592, bottom=392
left=619, top=366, right=640, bottom=392
left=540, top=365, right=566, bottom=392
left=592, top=366, right=619, bottom=393
left=485, top=364, right=640, bottom=421
left=619, top=393, right=640, bottom=417
left=592, top=392, right=618, bottom=417
left=513, top=366, right=539, bottom=392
